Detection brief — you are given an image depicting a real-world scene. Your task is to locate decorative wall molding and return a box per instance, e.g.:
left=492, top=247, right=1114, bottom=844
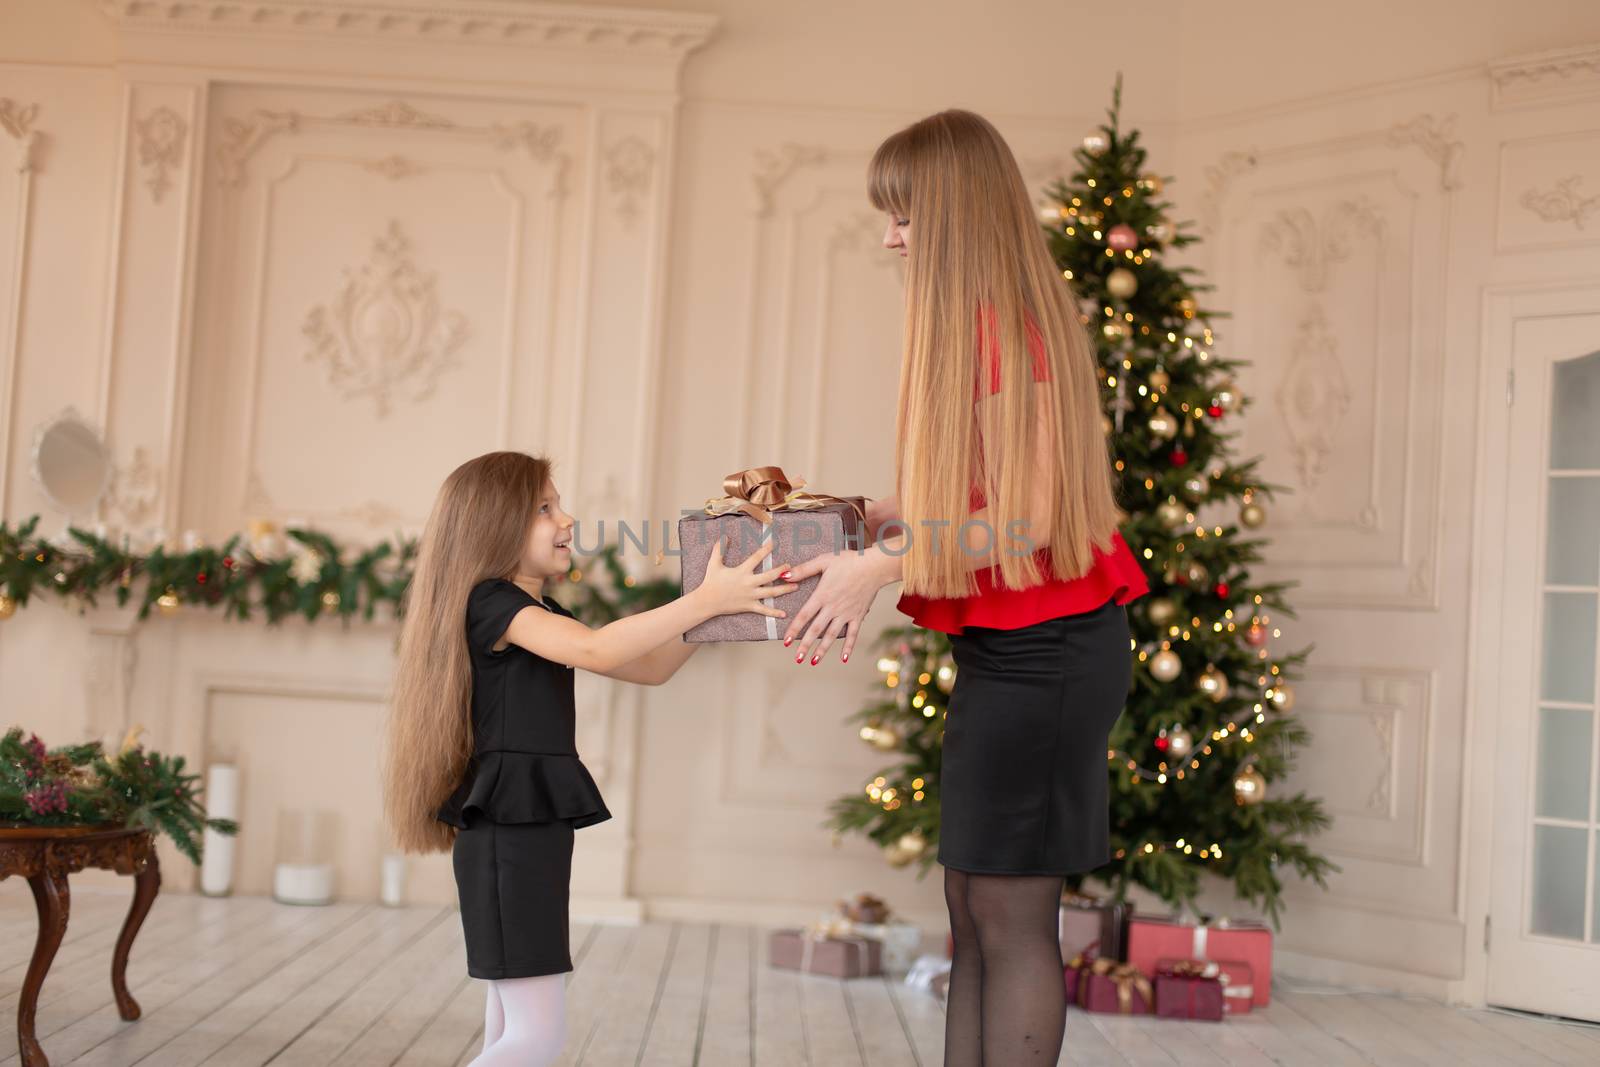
left=216, top=102, right=570, bottom=195
left=1386, top=114, right=1464, bottom=192
left=1275, top=306, right=1352, bottom=493
left=97, top=0, right=719, bottom=57
left=752, top=143, right=828, bottom=218
left=1197, top=149, right=1258, bottom=235
left=1519, top=174, right=1599, bottom=231
left=0, top=99, right=43, bottom=174
left=1489, top=43, right=1600, bottom=110
left=1259, top=196, right=1386, bottom=293
left=0, top=99, right=42, bottom=516
left=105, top=447, right=162, bottom=528
left=302, top=220, right=470, bottom=419
left=134, top=106, right=187, bottom=203
left=604, top=135, right=655, bottom=227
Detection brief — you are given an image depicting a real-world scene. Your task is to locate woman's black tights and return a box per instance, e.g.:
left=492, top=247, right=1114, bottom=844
left=943, top=867, right=1067, bottom=1065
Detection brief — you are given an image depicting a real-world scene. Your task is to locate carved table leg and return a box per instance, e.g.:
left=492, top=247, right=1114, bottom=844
left=19, top=865, right=69, bottom=1067
left=111, top=851, right=161, bottom=1020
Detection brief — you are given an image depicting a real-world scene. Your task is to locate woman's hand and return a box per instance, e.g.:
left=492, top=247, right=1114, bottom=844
left=695, top=538, right=798, bottom=620
left=781, top=549, right=890, bottom=666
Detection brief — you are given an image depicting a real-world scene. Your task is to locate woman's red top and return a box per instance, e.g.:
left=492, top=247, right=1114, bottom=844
left=895, top=307, right=1149, bottom=635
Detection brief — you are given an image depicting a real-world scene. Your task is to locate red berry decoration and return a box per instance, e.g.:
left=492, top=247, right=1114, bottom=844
left=1170, top=447, right=1189, bottom=466
left=1208, top=404, right=1224, bottom=418
left=196, top=572, right=208, bottom=584
left=1215, top=581, right=1230, bottom=598
left=222, top=556, right=235, bottom=569
left=1154, top=735, right=1171, bottom=752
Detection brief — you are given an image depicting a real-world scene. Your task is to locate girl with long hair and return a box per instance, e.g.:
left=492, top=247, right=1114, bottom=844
left=382, top=451, right=796, bottom=1065
left=782, top=110, right=1149, bottom=1063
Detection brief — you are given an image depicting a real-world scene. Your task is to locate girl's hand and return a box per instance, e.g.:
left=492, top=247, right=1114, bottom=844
left=781, top=550, right=886, bottom=665
left=695, top=537, right=798, bottom=620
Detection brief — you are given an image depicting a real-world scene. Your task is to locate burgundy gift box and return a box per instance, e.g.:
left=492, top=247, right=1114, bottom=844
left=1070, top=958, right=1151, bottom=1015
left=768, top=929, right=882, bottom=978
left=1153, top=959, right=1226, bottom=1022
left=678, top=470, right=867, bottom=643
left=1126, top=916, right=1272, bottom=1007
left=1059, top=894, right=1133, bottom=964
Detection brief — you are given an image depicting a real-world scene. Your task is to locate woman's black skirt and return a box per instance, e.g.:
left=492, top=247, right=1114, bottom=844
left=938, top=598, right=1132, bottom=875
left=451, top=814, right=575, bottom=979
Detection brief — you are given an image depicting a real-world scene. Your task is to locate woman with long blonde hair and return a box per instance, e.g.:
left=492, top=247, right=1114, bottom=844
left=383, top=451, right=795, bottom=1065
left=783, top=111, right=1149, bottom=1063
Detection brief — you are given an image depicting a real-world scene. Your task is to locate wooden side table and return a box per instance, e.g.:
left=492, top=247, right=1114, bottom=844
left=0, top=825, right=161, bottom=1067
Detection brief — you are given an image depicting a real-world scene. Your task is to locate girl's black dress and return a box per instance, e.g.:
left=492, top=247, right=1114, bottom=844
left=435, top=578, right=611, bottom=979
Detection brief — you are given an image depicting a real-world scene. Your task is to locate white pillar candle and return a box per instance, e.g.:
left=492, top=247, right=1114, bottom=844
left=380, top=853, right=406, bottom=907
left=199, top=764, right=240, bottom=897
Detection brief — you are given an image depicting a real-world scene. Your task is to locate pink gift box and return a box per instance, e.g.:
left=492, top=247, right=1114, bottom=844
left=1127, top=916, right=1271, bottom=1007
left=679, top=495, right=867, bottom=643
left=768, top=929, right=882, bottom=978
left=1059, top=894, right=1133, bottom=964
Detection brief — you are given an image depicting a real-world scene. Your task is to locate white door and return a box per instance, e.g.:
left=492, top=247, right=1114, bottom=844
left=1487, top=300, right=1600, bottom=1021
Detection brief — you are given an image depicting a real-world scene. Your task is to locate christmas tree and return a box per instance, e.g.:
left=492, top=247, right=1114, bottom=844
left=829, top=80, right=1336, bottom=924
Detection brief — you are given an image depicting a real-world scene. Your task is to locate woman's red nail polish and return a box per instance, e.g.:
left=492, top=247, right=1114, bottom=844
left=795, top=654, right=803, bottom=663
left=810, top=655, right=819, bottom=665
left=779, top=571, right=792, bottom=580
left=842, top=654, right=849, bottom=663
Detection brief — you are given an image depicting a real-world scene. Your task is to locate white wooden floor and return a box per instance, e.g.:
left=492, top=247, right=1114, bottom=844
left=4, top=889, right=1600, bottom=1066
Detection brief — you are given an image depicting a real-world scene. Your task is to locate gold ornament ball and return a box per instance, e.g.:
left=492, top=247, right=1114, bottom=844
left=156, top=590, right=181, bottom=616
left=321, top=590, right=342, bottom=610
left=1148, top=368, right=1170, bottom=393
left=1234, top=767, right=1267, bottom=806
left=1146, top=596, right=1179, bottom=626
left=1147, top=408, right=1179, bottom=440
left=1185, top=560, right=1210, bottom=586
left=1184, top=472, right=1211, bottom=498
left=1245, top=623, right=1268, bottom=647
left=898, top=830, right=929, bottom=858
left=1156, top=499, right=1187, bottom=527
left=1213, top=380, right=1238, bottom=412
left=1149, top=649, right=1182, bottom=684
left=870, top=724, right=903, bottom=751
left=1268, top=683, right=1296, bottom=712
left=1197, top=665, right=1230, bottom=702
left=1106, top=267, right=1139, bottom=300
left=1082, top=133, right=1109, bottom=153
left=0, top=593, right=15, bottom=620
left=1167, top=726, right=1194, bottom=759
left=1147, top=221, right=1172, bottom=241
left=1137, top=173, right=1165, bottom=195
left=1240, top=502, right=1266, bottom=528
left=884, top=840, right=916, bottom=868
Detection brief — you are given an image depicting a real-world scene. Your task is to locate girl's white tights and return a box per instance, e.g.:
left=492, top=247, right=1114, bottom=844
left=467, top=974, right=567, bottom=1066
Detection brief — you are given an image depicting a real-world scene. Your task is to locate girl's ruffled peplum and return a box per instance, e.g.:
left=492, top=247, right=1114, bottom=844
left=436, top=751, right=612, bottom=829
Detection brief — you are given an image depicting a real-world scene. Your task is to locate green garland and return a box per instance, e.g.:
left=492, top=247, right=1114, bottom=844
left=0, top=515, right=679, bottom=626
left=0, top=727, right=238, bottom=864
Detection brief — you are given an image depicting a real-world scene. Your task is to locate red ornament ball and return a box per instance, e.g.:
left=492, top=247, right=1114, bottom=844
left=1154, top=735, right=1170, bottom=752
left=1107, top=223, right=1139, bottom=252
left=222, top=556, right=235, bottom=569
left=1215, top=581, right=1230, bottom=598
left=196, top=573, right=208, bottom=585
left=1170, top=448, right=1189, bottom=466
left=1208, top=404, right=1224, bottom=418
left=1245, top=624, right=1268, bottom=647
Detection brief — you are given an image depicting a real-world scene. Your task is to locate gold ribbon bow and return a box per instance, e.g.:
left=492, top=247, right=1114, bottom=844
left=1079, top=958, right=1153, bottom=1014
left=702, top=466, right=866, bottom=528
left=1162, top=959, right=1220, bottom=980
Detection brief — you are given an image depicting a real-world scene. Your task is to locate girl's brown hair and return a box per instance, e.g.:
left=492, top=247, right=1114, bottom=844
left=382, top=451, right=552, bottom=853
left=869, top=108, right=1123, bottom=598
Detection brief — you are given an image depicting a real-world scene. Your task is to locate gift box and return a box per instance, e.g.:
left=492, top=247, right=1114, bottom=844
left=1126, top=916, right=1272, bottom=1007
left=1059, top=892, right=1133, bottom=964
left=1153, top=959, right=1226, bottom=1021
left=850, top=921, right=921, bottom=973
left=769, top=927, right=882, bottom=978
left=1072, top=957, right=1151, bottom=1015
left=679, top=467, right=868, bottom=643
left=1213, top=958, right=1255, bottom=1015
